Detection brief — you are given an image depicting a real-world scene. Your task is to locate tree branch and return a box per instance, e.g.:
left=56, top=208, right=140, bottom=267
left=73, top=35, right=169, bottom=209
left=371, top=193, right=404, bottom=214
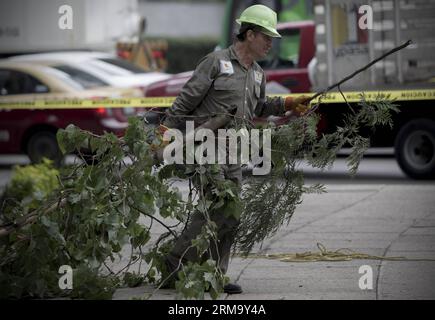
left=306, top=40, right=412, bottom=114
left=0, top=198, right=67, bottom=238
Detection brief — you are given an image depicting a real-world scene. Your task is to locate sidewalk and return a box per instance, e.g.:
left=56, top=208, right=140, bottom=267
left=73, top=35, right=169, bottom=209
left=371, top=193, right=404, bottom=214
left=112, top=182, right=435, bottom=300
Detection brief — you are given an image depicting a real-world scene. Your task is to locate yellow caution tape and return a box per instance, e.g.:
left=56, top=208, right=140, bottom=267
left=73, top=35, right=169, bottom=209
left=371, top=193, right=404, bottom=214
left=0, top=97, right=176, bottom=110
left=304, top=89, right=435, bottom=103
left=281, top=88, right=435, bottom=104
left=0, top=89, right=434, bottom=110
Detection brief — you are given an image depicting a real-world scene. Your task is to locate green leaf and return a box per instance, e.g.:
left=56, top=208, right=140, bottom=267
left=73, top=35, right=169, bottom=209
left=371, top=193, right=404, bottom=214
left=123, top=272, right=144, bottom=288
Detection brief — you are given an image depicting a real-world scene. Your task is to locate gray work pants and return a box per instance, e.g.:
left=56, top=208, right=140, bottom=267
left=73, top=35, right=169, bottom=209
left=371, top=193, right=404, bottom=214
left=166, top=163, right=242, bottom=275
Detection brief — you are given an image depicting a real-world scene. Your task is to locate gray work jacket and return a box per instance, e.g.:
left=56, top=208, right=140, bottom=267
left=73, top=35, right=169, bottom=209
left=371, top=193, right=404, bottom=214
left=163, top=44, right=285, bottom=130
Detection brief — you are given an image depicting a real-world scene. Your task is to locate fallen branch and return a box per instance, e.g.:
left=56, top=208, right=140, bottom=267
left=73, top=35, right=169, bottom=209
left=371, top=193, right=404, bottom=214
left=0, top=198, right=67, bottom=238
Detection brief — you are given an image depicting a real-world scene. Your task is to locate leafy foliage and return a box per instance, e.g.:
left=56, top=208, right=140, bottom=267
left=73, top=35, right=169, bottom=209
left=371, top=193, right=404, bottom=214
left=0, top=117, right=183, bottom=299
left=235, top=94, right=399, bottom=253
left=0, top=95, right=398, bottom=299
left=175, top=260, right=228, bottom=300
left=0, top=159, right=59, bottom=217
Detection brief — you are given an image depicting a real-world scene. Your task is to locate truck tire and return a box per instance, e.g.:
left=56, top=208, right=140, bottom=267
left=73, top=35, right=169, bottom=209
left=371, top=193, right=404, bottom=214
left=395, top=119, right=435, bottom=179
left=27, top=131, right=62, bottom=166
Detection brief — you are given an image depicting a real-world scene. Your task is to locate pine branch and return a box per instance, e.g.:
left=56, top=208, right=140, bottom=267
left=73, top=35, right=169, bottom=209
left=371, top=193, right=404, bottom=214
left=234, top=95, right=399, bottom=255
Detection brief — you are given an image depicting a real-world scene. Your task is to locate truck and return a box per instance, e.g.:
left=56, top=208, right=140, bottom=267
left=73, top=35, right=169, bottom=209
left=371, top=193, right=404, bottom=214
left=144, top=0, right=435, bottom=179
left=0, top=0, right=162, bottom=164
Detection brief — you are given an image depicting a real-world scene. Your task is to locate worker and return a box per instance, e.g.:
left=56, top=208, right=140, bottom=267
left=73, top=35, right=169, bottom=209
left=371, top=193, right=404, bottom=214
left=159, top=4, right=310, bottom=295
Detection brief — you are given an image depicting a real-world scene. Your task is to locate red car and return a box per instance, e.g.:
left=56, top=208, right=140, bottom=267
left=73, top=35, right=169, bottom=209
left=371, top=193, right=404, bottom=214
left=0, top=60, right=143, bottom=163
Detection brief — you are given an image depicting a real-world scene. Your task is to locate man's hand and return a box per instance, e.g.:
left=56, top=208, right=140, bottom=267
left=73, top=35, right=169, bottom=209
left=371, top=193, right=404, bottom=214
left=284, top=95, right=312, bottom=116
left=150, top=124, right=173, bottom=164
left=150, top=124, right=171, bottom=155
left=156, top=124, right=170, bottom=136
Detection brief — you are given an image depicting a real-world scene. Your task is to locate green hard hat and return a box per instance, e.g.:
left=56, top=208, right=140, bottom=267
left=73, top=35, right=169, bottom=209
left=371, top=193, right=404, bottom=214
left=236, top=4, right=281, bottom=38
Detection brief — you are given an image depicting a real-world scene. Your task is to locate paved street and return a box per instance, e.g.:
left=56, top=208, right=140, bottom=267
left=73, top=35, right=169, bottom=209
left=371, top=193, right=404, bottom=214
left=1, top=153, right=434, bottom=300
left=114, top=153, right=435, bottom=300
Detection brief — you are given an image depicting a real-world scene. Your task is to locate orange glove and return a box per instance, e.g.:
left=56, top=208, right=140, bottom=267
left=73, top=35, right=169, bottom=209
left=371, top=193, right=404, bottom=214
left=156, top=124, right=170, bottom=135
left=284, top=95, right=312, bottom=116
left=150, top=124, right=171, bottom=152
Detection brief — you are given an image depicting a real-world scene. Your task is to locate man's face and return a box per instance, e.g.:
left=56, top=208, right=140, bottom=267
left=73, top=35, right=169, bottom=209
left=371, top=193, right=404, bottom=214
left=247, top=30, right=273, bottom=60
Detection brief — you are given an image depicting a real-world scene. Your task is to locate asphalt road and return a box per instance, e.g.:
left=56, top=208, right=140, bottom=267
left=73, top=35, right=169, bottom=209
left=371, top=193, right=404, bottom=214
left=2, top=152, right=434, bottom=300
left=0, top=150, right=426, bottom=191
left=111, top=152, right=435, bottom=300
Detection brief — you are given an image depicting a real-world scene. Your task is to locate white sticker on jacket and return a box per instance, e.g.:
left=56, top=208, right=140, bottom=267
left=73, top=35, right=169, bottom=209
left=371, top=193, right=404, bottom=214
left=220, top=60, right=234, bottom=74
left=254, top=70, right=263, bottom=84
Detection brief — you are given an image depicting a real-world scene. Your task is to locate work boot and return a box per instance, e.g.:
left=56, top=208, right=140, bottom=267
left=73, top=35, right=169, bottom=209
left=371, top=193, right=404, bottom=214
left=223, top=283, right=243, bottom=294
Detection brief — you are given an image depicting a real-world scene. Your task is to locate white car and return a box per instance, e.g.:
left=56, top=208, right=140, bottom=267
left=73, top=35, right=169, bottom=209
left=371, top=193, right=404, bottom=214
left=9, top=51, right=172, bottom=92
